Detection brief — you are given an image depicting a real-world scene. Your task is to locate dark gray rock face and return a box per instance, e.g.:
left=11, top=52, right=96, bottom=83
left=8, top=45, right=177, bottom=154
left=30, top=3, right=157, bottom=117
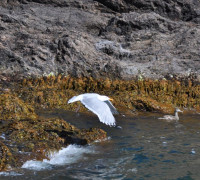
left=0, top=0, right=200, bottom=80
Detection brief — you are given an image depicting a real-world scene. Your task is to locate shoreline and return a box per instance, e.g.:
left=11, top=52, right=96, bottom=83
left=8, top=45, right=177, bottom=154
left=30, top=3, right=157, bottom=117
left=0, top=75, right=200, bottom=171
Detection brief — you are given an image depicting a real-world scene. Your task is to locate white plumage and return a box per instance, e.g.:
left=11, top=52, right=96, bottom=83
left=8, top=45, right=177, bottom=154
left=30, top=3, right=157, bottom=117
left=68, top=93, right=118, bottom=126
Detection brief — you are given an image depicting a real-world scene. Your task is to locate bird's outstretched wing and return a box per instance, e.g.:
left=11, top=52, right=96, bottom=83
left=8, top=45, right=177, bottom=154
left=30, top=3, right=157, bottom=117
left=104, top=100, right=119, bottom=115
left=81, top=98, right=116, bottom=126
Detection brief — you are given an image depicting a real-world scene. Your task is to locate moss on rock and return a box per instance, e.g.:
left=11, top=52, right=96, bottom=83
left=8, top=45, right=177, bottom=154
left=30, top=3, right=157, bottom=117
left=0, top=75, right=200, bottom=171
left=14, top=76, right=200, bottom=113
left=0, top=141, right=15, bottom=171
left=0, top=92, right=37, bottom=121
left=0, top=117, right=107, bottom=171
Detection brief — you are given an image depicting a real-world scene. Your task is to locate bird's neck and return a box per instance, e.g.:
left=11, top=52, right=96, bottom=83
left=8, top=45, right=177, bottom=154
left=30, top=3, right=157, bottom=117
left=175, top=111, right=179, bottom=120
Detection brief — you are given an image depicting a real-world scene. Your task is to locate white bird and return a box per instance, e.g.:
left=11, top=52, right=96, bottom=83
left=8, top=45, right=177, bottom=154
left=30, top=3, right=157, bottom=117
left=68, top=93, right=118, bottom=126
left=158, top=108, right=183, bottom=121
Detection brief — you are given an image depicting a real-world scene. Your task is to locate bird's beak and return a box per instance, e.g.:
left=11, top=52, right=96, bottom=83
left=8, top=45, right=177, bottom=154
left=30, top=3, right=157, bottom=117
left=109, top=98, right=114, bottom=101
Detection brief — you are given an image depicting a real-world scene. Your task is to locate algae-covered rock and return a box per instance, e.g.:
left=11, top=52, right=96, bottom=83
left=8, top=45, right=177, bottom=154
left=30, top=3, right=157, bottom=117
left=76, top=128, right=107, bottom=144
left=132, top=96, right=174, bottom=113
left=0, top=74, right=200, bottom=171
left=0, top=141, right=15, bottom=171
left=7, top=117, right=107, bottom=151
left=2, top=76, right=200, bottom=117
left=0, top=117, right=107, bottom=170
left=0, top=93, right=37, bottom=121
left=2, top=76, right=196, bottom=115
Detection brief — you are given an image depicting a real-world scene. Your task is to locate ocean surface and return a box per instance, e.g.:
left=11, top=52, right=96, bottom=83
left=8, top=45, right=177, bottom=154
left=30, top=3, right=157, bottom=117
left=1, top=110, right=200, bottom=180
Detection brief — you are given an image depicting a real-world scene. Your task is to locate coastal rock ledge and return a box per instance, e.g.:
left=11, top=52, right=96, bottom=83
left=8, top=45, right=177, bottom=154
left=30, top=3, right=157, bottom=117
left=0, top=0, right=200, bottom=172
left=0, top=0, right=200, bottom=80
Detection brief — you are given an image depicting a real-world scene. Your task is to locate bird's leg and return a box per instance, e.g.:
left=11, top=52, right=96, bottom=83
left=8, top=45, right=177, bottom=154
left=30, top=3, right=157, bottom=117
left=75, top=104, right=80, bottom=113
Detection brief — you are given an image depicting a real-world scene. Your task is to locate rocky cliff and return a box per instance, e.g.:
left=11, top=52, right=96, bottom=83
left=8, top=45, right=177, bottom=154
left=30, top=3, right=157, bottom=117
left=1, top=1, right=200, bottom=170
left=0, top=0, right=200, bottom=80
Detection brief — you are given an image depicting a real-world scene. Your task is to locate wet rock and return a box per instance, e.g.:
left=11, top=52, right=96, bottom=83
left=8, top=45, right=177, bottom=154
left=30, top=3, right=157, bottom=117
left=0, top=117, right=107, bottom=171
left=0, top=0, right=200, bottom=169
left=75, top=128, right=107, bottom=145
left=0, top=75, right=199, bottom=170
left=0, top=141, right=15, bottom=171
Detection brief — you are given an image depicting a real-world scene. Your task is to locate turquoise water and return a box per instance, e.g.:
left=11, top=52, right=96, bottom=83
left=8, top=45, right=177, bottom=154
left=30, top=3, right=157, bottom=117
left=1, top=111, right=200, bottom=180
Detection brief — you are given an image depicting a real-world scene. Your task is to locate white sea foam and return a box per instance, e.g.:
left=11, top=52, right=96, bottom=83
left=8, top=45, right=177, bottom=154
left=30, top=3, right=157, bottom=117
left=94, top=136, right=111, bottom=143
left=0, top=171, right=22, bottom=176
left=22, top=145, right=95, bottom=171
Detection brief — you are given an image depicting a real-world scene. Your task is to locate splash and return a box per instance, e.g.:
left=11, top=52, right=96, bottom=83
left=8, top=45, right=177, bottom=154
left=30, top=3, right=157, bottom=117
left=22, top=145, right=95, bottom=171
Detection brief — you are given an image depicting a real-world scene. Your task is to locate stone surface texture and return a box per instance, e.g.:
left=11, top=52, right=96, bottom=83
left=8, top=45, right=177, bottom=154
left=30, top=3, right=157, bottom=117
left=0, top=0, right=200, bottom=80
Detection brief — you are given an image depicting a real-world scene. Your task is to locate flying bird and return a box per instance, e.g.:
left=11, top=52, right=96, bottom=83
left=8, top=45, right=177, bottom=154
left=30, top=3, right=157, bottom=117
left=158, top=108, right=183, bottom=121
left=68, top=93, right=118, bottom=126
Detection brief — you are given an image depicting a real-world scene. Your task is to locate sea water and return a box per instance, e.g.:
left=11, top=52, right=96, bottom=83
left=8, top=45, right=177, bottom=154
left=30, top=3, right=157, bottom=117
left=1, top=111, right=200, bottom=180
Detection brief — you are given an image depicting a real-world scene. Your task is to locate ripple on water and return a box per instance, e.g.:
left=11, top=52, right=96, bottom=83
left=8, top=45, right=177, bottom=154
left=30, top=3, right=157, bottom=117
left=132, top=153, right=149, bottom=164
left=2, top=112, right=200, bottom=179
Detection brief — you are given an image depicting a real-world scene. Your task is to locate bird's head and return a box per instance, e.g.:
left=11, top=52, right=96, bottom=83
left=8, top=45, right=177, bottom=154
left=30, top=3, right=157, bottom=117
left=99, top=95, right=113, bottom=102
left=175, top=108, right=183, bottom=113
left=109, top=98, right=114, bottom=101
left=68, top=96, right=78, bottom=104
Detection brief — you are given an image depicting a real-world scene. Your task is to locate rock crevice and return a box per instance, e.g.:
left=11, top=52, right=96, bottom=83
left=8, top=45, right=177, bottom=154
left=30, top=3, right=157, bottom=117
left=0, top=0, right=199, bottom=80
